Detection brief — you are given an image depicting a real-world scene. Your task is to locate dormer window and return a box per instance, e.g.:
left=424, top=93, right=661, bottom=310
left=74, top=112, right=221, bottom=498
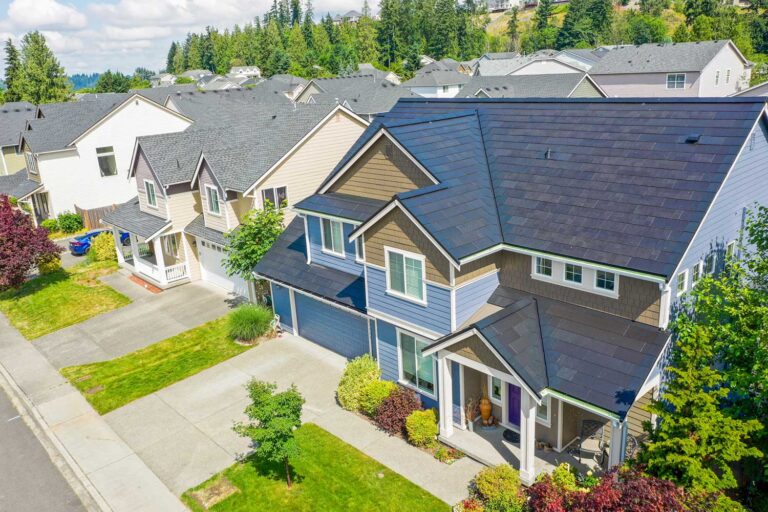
left=386, top=247, right=426, bottom=303
left=144, top=180, right=157, bottom=208
left=205, top=185, right=221, bottom=215
left=321, top=218, right=345, bottom=256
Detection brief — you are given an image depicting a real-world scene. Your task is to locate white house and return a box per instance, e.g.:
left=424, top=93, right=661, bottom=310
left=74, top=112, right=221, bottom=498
left=20, top=94, right=193, bottom=219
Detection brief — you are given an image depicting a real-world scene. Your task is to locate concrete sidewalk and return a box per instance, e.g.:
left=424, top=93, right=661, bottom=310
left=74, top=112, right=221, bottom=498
left=0, top=314, right=185, bottom=512
left=104, top=334, right=482, bottom=505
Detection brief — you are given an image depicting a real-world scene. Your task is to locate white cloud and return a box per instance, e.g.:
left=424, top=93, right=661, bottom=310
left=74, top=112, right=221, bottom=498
left=8, top=0, right=88, bottom=30
left=41, top=30, right=85, bottom=53
left=89, top=0, right=261, bottom=28
left=101, top=25, right=169, bottom=41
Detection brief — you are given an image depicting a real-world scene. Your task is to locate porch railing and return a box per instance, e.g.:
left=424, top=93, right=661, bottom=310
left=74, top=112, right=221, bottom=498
left=164, top=262, right=188, bottom=282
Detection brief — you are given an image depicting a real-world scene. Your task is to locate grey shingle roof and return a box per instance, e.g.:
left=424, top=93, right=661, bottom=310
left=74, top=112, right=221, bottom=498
left=589, top=40, right=734, bottom=75
left=475, top=50, right=588, bottom=76
left=403, top=69, right=470, bottom=87
left=334, top=97, right=766, bottom=278
left=133, top=85, right=198, bottom=105
left=457, top=74, right=592, bottom=98
left=101, top=197, right=170, bottom=239
left=430, top=285, right=670, bottom=417
left=254, top=218, right=367, bottom=311
left=167, top=84, right=292, bottom=124
left=294, top=192, right=386, bottom=222
left=0, top=172, right=43, bottom=199
left=0, top=104, right=35, bottom=147
left=305, top=75, right=418, bottom=115
left=0, top=101, right=35, bottom=109
left=184, top=214, right=228, bottom=245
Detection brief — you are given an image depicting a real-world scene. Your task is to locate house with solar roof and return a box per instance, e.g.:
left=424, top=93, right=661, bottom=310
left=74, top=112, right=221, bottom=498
left=254, top=96, right=768, bottom=483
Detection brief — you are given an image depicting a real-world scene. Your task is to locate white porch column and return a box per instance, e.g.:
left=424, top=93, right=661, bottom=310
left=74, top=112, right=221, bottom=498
left=519, top=391, right=537, bottom=485
left=607, top=420, right=626, bottom=468
left=111, top=228, right=125, bottom=264
left=152, top=237, right=167, bottom=284
left=437, top=353, right=454, bottom=438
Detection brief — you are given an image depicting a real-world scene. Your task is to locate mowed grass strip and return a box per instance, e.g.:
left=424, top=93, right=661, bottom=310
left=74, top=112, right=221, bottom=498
left=61, top=316, right=251, bottom=414
left=0, top=261, right=130, bottom=340
left=182, top=423, right=450, bottom=512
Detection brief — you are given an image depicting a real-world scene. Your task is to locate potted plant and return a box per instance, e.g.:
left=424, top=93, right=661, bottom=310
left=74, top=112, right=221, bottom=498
left=479, top=379, right=492, bottom=426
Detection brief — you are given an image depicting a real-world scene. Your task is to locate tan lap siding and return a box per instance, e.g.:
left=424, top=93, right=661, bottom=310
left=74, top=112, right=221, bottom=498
left=198, top=161, right=228, bottom=232
left=329, top=137, right=434, bottom=200
left=182, top=233, right=202, bottom=281
left=2, top=146, right=26, bottom=174
left=455, top=254, right=502, bottom=284
left=570, top=78, right=604, bottom=98
left=626, top=389, right=654, bottom=444
left=499, top=252, right=661, bottom=326
left=365, top=208, right=451, bottom=285
left=166, top=188, right=201, bottom=231
left=134, top=148, right=167, bottom=218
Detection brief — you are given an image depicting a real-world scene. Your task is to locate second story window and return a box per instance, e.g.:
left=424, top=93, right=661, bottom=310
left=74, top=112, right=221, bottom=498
left=96, top=146, right=117, bottom=176
left=726, top=241, right=736, bottom=260
left=355, top=236, right=365, bottom=263
left=321, top=218, right=345, bottom=256
left=666, top=73, right=685, bottom=89
left=144, top=180, right=157, bottom=208
left=25, top=151, right=38, bottom=174
left=595, top=270, right=615, bottom=291
left=386, top=248, right=425, bottom=303
left=205, top=185, right=221, bottom=215
left=692, top=261, right=703, bottom=286
left=535, top=257, right=552, bottom=277
left=725, top=68, right=731, bottom=84
left=704, top=254, right=716, bottom=274
left=676, top=269, right=688, bottom=296
left=565, top=263, right=582, bottom=284
left=262, top=186, right=288, bottom=209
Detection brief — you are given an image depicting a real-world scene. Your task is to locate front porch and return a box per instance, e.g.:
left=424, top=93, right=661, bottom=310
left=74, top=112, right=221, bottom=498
left=114, top=229, right=191, bottom=288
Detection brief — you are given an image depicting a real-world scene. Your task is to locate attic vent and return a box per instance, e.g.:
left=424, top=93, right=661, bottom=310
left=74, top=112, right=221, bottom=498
left=544, top=147, right=552, bottom=159
left=685, top=134, right=701, bottom=144
left=272, top=115, right=277, bottom=119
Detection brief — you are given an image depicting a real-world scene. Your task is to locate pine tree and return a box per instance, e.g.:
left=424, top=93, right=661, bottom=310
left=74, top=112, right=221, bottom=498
left=4, top=39, right=22, bottom=102
left=19, top=32, right=70, bottom=104
left=172, top=44, right=185, bottom=74
left=290, top=0, right=302, bottom=25
left=639, top=315, right=762, bottom=492
left=533, top=0, right=554, bottom=31
left=356, top=9, right=379, bottom=64
left=430, top=0, right=458, bottom=59
left=556, top=0, right=594, bottom=49
left=95, top=70, right=132, bottom=93
left=185, top=33, right=203, bottom=70
left=507, top=7, right=520, bottom=52
left=588, top=0, right=614, bottom=41
left=303, top=0, right=315, bottom=50
left=672, top=22, right=692, bottom=42
left=166, top=41, right=178, bottom=73
left=377, top=0, right=402, bottom=67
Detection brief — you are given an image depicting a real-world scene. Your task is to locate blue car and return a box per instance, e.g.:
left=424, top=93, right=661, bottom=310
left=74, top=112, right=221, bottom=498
left=69, top=229, right=129, bottom=256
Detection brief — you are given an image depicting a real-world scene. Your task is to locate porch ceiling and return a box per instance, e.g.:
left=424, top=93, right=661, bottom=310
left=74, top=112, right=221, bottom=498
left=102, top=197, right=171, bottom=240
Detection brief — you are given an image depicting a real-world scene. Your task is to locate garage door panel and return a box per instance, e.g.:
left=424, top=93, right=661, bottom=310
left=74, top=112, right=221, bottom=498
left=198, top=239, right=248, bottom=296
left=295, top=293, right=369, bottom=359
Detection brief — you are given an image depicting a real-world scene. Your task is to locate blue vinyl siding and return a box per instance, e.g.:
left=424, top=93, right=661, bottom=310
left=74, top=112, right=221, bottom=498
left=306, top=215, right=363, bottom=276
left=271, top=283, right=293, bottom=332
left=671, top=120, right=768, bottom=308
left=295, top=293, right=370, bottom=359
left=455, top=271, right=500, bottom=327
left=366, top=266, right=452, bottom=335
left=375, top=319, right=438, bottom=409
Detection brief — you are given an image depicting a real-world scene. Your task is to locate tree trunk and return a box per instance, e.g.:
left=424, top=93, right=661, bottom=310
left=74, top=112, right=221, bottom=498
left=285, top=458, right=292, bottom=488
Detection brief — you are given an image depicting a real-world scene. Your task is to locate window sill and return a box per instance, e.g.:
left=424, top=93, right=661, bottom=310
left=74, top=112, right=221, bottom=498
left=386, top=289, right=427, bottom=307
left=321, top=248, right=345, bottom=259
left=398, top=379, right=436, bottom=401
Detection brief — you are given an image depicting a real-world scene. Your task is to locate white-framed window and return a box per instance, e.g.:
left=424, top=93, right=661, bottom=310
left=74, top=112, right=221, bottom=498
left=726, top=240, right=736, bottom=260
left=595, top=270, right=615, bottom=292
left=386, top=247, right=426, bottom=303
left=489, top=376, right=502, bottom=405
left=96, top=146, right=117, bottom=177
left=666, top=73, right=685, bottom=89
left=564, top=263, right=582, bottom=284
left=536, top=396, right=551, bottom=427
left=704, top=253, right=716, bottom=274
left=535, top=256, right=552, bottom=277
left=205, top=185, right=221, bottom=215
left=725, top=68, right=731, bottom=84
left=320, top=218, right=345, bottom=256
left=25, top=151, right=38, bottom=174
left=144, top=180, right=157, bottom=208
left=715, top=70, right=720, bottom=86
left=261, top=186, right=288, bottom=209
left=676, top=269, right=688, bottom=296
left=442, top=85, right=450, bottom=93
left=691, top=261, right=703, bottom=286
left=162, top=234, right=178, bottom=257
left=398, top=331, right=435, bottom=397
left=355, top=236, right=365, bottom=263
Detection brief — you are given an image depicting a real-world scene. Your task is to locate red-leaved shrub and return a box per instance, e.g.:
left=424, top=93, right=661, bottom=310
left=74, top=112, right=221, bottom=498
left=527, top=474, right=569, bottom=512
left=374, top=386, right=421, bottom=436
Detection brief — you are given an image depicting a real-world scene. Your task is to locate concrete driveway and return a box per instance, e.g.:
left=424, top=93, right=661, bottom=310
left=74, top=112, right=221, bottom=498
left=35, top=272, right=241, bottom=369
left=103, top=335, right=481, bottom=504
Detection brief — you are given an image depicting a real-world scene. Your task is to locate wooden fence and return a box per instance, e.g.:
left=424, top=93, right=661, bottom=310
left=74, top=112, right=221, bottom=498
left=75, top=204, right=117, bottom=230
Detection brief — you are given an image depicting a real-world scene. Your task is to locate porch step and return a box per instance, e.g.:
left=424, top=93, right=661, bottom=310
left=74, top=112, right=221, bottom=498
left=439, top=435, right=499, bottom=468
left=128, top=274, right=163, bottom=293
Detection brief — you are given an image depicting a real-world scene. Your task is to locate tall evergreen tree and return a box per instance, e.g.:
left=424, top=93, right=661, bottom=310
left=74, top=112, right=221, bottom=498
left=533, top=0, right=554, bottom=31
left=19, top=32, right=69, bottom=104
left=589, top=0, right=614, bottom=41
left=4, top=39, right=22, bottom=103
left=556, top=0, right=594, bottom=49
left=95, top=70, right=132, bottom=93
left=356, top=10, right=379, bottom=64
left=377, top=0, right=402, bottom=67
left=507, top=7, right=520, bottom=52
left=290, top=0, right=302, bottom=25
left=302, top=0, right=315, bottom=49
left=430, top=0, right=458, bottom=59
left=166, top=41, right=178, bottom=73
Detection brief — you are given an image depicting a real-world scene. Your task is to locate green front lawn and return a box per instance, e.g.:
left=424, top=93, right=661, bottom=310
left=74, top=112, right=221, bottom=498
left=182, top=423, right=450, bottom=512
left=61, top=316, right=252, bottom=414
left=0, top=261, right=130, bottom=339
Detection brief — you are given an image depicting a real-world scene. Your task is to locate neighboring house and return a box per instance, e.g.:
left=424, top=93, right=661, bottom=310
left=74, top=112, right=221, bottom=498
left=474, top=50, right=589, bottom=76
left=589, top=40, right=751, bottom=97
left=457, top=74, right=606, bottom=98
left=402, top=69, right=470, bottom=98
left=164, top=87, right=293, bottom=120
left=255, top=97, right=768, bottom=484
left=0, top=171, right=44, bottom=220
left=457, top=59, right=479, bottom=75
left=19, top=93, right=193, bottom=220
left=267, top=74, right=310, bottom=100
left=294, top=75, right=418, bottom=121
left=131, top=84, right=199, bottom=105
left=197, top=74, right=241, bottom=91
left=355, top=64, right=401, bottom=85
left=228, top=66, right=261, bottom=79
left=731, top=80, right=768, bottom=97
left=151, top=73, right=177, bottom=87
left=333, top=10, right=362, bottom=23
left=180, top=69, right=214, bottom=81
left=0, top=102, right=36, bottom=175
left=103, top=103, right=368, bottom=294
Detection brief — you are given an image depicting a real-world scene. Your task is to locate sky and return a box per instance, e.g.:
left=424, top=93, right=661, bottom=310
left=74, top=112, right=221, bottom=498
left=0, top=0, right=362, bottom=75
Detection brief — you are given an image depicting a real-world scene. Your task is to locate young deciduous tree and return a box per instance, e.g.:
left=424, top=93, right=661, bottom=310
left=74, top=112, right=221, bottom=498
left=223, top=202, right=284, bottom=280
left=0, top=195, right=62, bottom=290
left=234, top=380, right=304, bottom=487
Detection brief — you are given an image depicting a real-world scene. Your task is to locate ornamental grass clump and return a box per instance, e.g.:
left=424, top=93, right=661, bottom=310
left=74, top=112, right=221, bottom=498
left=405, top=408, right=438, bottom=448
left=228, top=304, right=274, bottom=342
left=374, top=386, right=421, bottom=436
left=359, top=379, right=396, bottom=416
left=336, top=355, right=380, bottom=411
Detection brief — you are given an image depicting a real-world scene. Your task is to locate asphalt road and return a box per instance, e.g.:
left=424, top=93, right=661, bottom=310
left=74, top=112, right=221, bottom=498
left=0, top=386, right=85, bottom=512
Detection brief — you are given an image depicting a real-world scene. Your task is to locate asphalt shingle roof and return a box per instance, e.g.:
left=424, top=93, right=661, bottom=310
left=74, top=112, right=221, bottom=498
left=589, top=40, right=734, bottom=75
left=294, top=192, right=386, bottom=222
left=457, top=74, right=593, bottom=98
left=0, top=172, right=42, bottom=199
left=101, top=197, right=170, bottom=239
left=167, top=83, right=293, bottom=124
left=184, top=214, right=228, bottom=245
left=403, top=69, right=470, bottom=88
left=254, top=218, right=367, bottom=311
left=0, top=104, right=35, bottom=147
left=333, top=97, right=766, bottom=278
left=305, top=75, right=418, bottom=115
left=475, top=50, right=587, bottom=76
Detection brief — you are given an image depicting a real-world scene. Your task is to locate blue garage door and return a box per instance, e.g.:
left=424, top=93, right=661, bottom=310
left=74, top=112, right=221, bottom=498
left=271, top=283, right=293, bottom=332
left=295, top=293, right=370, bottom=359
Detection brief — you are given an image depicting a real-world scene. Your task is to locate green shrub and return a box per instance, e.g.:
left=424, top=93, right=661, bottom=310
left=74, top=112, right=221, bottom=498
left=38, top=256, right=61, bottom=275
left=228, top=304, right=274, bottom=341
left=549, top=462, right=579, bottom=492
left=406, top=408, right=438, bottom=448
left=40, top=218, right=59, bottom=232
left=336, top=354, right=380, bottom=411
left=359, top=379, right=396, bottom=416
left=57, top=212, right=83, bottom=233
left=473, top=465, right=525, bottom=512
left=88, top=232, right=117, bottom=262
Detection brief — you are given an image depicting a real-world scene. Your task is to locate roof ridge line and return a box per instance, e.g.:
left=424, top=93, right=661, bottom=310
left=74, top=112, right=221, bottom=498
left=382, top=111, right=477, bottom=129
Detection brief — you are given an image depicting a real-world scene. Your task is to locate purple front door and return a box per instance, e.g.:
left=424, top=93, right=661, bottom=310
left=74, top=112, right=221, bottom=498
left=508, top=383, right=521, bottom=427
